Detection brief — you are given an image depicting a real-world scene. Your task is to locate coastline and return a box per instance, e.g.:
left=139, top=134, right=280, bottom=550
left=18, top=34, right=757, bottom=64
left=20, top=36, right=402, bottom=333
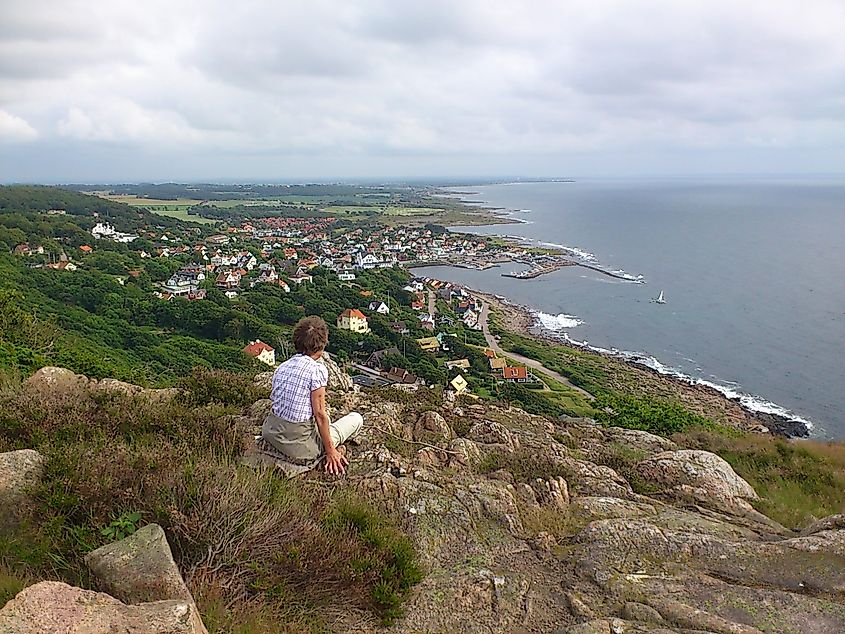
left=468, top=289, right=810, bottom=438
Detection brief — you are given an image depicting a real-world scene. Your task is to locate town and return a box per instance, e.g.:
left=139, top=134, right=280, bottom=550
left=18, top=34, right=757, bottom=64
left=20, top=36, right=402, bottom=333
left=9, top=200, right=554, bottom=401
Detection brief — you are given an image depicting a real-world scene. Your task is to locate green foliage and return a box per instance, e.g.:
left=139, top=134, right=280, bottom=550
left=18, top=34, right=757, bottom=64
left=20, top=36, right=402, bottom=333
left=100, top=511, right=143, bottom=542
left=595, top=392, right=716, bottom=435
left=178, top=366, right=268, bottom=408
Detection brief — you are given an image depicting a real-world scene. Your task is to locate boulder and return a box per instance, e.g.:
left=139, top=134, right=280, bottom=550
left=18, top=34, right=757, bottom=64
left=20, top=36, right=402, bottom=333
left=467, top=420, right=519, bottom=452
left=253, top=370, right=273, bottom=391
left=24, top=366, right=87, bottom=390
left=569, top=497, right=656, bottom=522
left=0, top=449, right=45, bottom=528
left=318, top=352, right=353, bottom=392
left=85, top=523, right=192, bottom=603
left=530, top=476, right=569, bottom=510
left=84, top=524, right=206, bottom=633
left=603, top=427, right=678, bottom=454
left=635, top=450, right=758, bottom=515
left=0, top=581, right=203, bottom=634
left=447, top=437, right=482, bottom=469
left=800, top=514, right=845, bottom=536
left=414, top=410, right=453, bottom=444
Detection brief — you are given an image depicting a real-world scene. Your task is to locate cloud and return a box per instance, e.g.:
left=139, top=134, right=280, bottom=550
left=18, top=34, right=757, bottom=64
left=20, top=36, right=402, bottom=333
left=0, top=0, right=843, bottom=180
left=0, top=109, right=38, bottom=141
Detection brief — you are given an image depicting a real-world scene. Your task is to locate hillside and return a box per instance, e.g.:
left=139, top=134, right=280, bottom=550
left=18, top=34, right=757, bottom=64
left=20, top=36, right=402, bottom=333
left=3, top=365, right=845, bottom=633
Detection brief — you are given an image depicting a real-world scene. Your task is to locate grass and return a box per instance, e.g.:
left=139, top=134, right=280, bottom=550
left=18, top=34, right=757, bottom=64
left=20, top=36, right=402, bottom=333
left=0, top=370, right=422, bottom=629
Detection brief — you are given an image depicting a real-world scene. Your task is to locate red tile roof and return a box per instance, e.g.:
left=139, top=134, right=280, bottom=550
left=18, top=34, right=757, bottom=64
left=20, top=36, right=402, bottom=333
left=503, top=366, right=528, bottom=380
left=340, top=308, right=367, bottom=320
left=243, top=340, right=274, bottom=356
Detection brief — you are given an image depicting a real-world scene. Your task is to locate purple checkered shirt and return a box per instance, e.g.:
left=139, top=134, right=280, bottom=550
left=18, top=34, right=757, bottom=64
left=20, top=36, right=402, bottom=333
left=270, top=354, right=329, bottom=422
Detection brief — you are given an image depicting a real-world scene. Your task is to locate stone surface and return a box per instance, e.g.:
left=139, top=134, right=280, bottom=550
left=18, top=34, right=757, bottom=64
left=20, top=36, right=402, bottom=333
left=84, top=523, right=207, bottom=633
left=0, top=581, right=203, bottom=634
left=24, top=366, right=87, bottom=390
left=318, top=351, right=353, bottom=391
left=467, top=420, right=519, bottom=451
left=413, top=410, right=453, bottom=444
left=85, top=523, right=193, bottom=604
left=0, top=449, right=45, bottom=528
left=635, top=450, right=758, bottom=515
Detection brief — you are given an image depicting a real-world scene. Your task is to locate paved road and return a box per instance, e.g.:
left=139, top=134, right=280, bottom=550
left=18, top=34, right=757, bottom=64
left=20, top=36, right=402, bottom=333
left=478, top=301, right=594, bottom=400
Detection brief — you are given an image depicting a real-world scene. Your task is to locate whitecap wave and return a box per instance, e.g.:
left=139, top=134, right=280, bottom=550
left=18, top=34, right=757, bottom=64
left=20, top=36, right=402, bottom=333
left=549, top=333, right=813, bottom=430
left=535, top=311, right=584, bottom=330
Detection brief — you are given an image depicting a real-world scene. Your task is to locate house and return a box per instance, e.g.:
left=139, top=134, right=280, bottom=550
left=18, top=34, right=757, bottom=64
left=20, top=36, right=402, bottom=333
left=416, top=336, right=440, bottom=352
left=462, top=310, right=480, bottom=330
left=187, top=289, right=206, bottom=301
left=385, top=367, right=418, bottom=385
left=46, top=261, right=78, bottom=271
left=489, top=357, right=508, bottom=371
left=337, top=308, right=370, bottom=334
left=450, top=374, right=469, bottom=394
left=366, top=347, right=400, bottom=369
left=356, top=253, right=382, bottom=269
left=289, top=271, right=312, bottom=285
left=390, top=321, right=409, bottom=334
left=410, top=300, right=425, bottom=311
left=483, top=348, right=497, bottom=359
left=368, top=301, right=390, bottom=315
left=445, top=359, right=470, bottom=370
left=502, top=366, right=531, bottom=383
left=338, top=269, right=356, bottom=281
left=215, top=271, right=240, bottom=289
left=79, top=245, right=92, bottom=254
left=243, top=340, right=276, bottom=366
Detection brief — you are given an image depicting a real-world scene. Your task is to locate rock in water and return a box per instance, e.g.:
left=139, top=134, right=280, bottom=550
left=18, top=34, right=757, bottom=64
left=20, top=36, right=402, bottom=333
left=0, top=449, right=45, bottom=529
left=84, top=523, right=207, bottom=633
left=0, top=581, right=203, bottom=634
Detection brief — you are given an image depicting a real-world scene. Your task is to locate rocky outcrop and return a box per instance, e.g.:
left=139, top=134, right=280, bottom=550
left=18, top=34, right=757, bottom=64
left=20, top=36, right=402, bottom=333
left=414, top=410, right=453, bottom=444
left=0, top=449, right=45, bottom=529
left=634, top=449, right=758, bottom=515
left=84, top=524, right=207, bottom=634
left=318, top=351, right=354, bottom=391
left=0, top=581, right=204, bottom=634
left=24, top=366, right=177, bottom=401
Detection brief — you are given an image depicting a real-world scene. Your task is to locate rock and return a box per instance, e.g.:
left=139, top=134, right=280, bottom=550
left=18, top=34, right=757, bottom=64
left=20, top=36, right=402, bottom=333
left=569, top=497, right=657, bottom=522
left=800, top=514, right=845, bottom=536
left=565, top=620, right=611, bottom=634
left=603, top=427, right=678, bottom=454
left=0, top=449, right=45, bottom=528
left=0, top=581, right=203, bottom=634
left=560, top=457, right=632, bottom=498
left=414, top=410, right=453, bottom=444
left=248, top=398, right=272, bottom=420
left=24, top=366, right=88, bottom=390
left=645, top=596, right=765, bottom=634
left=467, top=420, right=519, bottom=451
left=85, top=523, right=192, bottom=603
left=84, top=524, right=206, bottom=633
left=318, top=352, right=353, bottom=392
left=565, top=590, right=597, bottom=619
left=531, top=477, right=569, bottom=510
left=447, top=437, right=482, bottom=469
left=622, top=602, right=664, bottom=623
left=253, top=370, right=273, bottom=391
left=515, top=483, right=539, bottom=508
left=635, top=450, right=758, bottom=516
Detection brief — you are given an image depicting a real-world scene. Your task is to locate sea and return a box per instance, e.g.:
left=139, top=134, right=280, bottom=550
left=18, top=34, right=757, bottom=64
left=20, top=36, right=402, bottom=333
left=413, top=176, right=845, bottom=438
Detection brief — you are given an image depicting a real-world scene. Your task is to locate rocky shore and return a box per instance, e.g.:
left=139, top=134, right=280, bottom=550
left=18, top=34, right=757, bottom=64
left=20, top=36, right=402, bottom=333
left=472, top=290, right=811, bottom=438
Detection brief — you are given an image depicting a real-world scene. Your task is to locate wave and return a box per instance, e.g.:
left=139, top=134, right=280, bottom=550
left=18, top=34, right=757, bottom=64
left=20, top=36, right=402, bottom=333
left=535, top=311, right=584, bottom=330
left=547, top=331, right=814, bottom=430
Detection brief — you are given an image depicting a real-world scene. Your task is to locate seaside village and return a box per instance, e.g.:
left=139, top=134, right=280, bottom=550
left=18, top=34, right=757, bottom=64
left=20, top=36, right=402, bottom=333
left=14, top=214, right=543, bottom=397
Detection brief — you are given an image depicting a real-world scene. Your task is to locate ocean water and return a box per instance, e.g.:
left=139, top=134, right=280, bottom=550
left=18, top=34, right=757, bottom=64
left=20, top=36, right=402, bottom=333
left=415, top=177, right=845, bottom=437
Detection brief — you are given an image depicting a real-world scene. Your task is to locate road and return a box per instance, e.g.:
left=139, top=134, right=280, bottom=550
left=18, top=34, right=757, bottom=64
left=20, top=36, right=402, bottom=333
left=478, top=301, right=594, bottom=400
left=428, top=289, right=437, bottom=317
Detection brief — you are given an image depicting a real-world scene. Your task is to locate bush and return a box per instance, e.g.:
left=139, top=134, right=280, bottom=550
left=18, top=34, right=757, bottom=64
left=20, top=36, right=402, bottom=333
left=179, top=366, right=268, bottom=408
left=595, top=392, right=715, bottom=436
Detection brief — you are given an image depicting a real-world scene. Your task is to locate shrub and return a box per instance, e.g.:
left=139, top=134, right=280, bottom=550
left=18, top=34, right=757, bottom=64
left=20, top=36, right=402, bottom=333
left=595, top=392, right=715, bottom=436
left=179, top=366, right=268, bottom=408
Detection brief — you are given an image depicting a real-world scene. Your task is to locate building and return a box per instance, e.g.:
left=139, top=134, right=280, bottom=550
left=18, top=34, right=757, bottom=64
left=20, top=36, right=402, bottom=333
left=338, top=269, right=356, bottom=281
left=337, top=308, right=370, bottom=333
left=445, top=358, right=470, bottom=370
left=366, top=347, right=400, bottom=369
left=450, top=374, right=469, bottom=394
left=368, top=301, right=390, bottom=315
left=390, top=321, right=409, bottom=334
left=385, top=367, right=419, bottom=385
left=416, top=336, right=440, bottom=352
left=489, top=357, right=508, bottom=371
left=243, top=340, right=276, bottom=366
left=502, top=366, right=532, bottom=383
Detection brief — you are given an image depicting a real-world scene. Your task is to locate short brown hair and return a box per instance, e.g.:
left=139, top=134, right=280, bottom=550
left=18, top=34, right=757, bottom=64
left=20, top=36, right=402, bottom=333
left=292, top=316, right=329, bottom=355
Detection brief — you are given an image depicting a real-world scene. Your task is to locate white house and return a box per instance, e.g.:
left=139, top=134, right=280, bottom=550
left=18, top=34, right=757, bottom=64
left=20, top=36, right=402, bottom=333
left=368, top=301, right=390, bottom=315
left=337, top=309, right=370, bottom=334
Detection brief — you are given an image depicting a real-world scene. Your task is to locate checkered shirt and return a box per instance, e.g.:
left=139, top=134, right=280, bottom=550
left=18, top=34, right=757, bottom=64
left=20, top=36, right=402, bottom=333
left=270, top=354, right=329, bottom=422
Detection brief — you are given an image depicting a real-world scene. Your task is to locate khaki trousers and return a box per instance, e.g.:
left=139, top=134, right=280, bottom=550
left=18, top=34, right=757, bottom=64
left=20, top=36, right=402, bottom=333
left=262, top=411, right=364, bottom=463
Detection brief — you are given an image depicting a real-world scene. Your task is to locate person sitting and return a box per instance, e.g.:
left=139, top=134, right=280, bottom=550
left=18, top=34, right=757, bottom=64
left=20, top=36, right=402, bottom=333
left=262, top=316, right=363, bottom=475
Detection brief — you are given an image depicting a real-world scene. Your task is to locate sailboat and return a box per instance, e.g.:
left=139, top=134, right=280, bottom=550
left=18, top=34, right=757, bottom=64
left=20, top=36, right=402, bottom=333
left=652, top=290, right=666, bottom=304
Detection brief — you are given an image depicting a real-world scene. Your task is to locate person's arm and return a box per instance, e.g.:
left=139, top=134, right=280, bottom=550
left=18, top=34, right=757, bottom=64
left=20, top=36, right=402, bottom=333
left=310, top=386, right=348, bottom=475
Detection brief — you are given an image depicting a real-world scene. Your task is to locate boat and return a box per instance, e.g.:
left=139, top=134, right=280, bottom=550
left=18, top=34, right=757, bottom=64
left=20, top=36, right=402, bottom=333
left=652, top=290, right=666, bottom=304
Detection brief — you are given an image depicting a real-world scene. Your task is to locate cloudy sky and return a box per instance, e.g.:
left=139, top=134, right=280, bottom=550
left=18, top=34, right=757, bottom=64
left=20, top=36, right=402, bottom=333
left=1, top=0, right=843, bottom=182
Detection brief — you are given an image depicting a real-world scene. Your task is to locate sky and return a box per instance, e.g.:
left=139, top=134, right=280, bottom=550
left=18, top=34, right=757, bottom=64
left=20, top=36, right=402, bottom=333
left=1, top=0, right=844, bottom=183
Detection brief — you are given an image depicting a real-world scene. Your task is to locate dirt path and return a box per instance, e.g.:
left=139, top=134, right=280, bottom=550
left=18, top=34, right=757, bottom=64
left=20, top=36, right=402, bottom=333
left=427, top=289, right=437, bottom=317
left=478, top=301, right=594, bottom=400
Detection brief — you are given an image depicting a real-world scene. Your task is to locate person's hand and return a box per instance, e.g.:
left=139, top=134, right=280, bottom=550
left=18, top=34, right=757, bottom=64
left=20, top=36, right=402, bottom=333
left=324, top=447, right=349, bottom=475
